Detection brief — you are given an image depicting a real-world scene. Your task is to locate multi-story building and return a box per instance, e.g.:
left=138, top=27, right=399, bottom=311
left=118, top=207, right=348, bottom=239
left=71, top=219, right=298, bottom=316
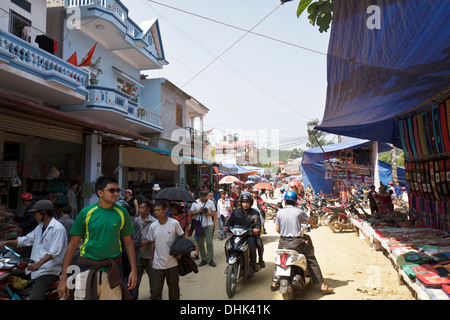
left=215, top=139, right=258, bottom=166
left=0, top=0, right=211, bottom=212
left=0, top=0, right=92, bottom=211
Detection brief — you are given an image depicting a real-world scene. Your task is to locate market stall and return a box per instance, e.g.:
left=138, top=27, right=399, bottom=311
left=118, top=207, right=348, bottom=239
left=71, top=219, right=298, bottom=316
left=306, top=0, right=450, bottom=301
left=352, top=214, right=450, bottom=300
left=301, top=140, right=393, bottom=200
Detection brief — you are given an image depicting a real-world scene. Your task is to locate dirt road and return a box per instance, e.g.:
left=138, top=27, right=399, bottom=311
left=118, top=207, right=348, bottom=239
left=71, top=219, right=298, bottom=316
left=137, top=202, right=415, bottom=300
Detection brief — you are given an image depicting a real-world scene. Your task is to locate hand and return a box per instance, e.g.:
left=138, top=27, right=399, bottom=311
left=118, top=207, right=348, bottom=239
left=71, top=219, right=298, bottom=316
left=252, top=228, right=260, bottom=235
left=57, top=277, right=70, bottom=299
left=127, top=270, right=137, bottom=290
left=27, top=262, right=40, bottom=272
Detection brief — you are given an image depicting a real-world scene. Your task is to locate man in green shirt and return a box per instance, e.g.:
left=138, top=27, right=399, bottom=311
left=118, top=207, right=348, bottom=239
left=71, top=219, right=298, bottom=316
left=57, top=176, right=137, bottom=300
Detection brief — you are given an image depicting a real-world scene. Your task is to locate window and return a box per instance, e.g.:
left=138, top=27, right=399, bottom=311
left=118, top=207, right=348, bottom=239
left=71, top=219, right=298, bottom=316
left=176, top=103, right=183, bottom=127
left=9, top=10, right=31, bottom=41
left=116, top=77, right=125, bottom=91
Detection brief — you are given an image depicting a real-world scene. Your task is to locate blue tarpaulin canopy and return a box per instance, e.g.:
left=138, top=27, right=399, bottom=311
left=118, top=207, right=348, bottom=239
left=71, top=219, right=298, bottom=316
left=378, top=160, right=406, bottom=186
left=302, top=139, right=392, bottom=164
left=315, top=0, right=450, bottom=148
left=301, top=160, right=406, bottom=195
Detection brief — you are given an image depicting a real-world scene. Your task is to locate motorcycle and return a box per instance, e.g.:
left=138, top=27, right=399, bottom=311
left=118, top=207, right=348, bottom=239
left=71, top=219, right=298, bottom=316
left=328, top=202, right=359, bottom=233
left=0, top=246, right=59, bottom=300
left=265, top=204, right=279, bottom=220
left=224, top=226, right=258, bottom=298
left=273, top=224, right=312, bottom=300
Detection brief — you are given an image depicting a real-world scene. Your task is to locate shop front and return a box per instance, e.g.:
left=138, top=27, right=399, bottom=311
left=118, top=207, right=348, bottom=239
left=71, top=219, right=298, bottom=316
left=0, top=112, right=83, bottom=214
left=120, top=145, right=179, bottom=199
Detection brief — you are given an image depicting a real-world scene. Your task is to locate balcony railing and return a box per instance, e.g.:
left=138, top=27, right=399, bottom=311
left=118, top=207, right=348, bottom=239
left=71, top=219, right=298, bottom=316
left=185, top=127, right=205, bottom=143
left=66, top=0, right=141, bottom=40
left=0, top=29, right=88, bottom=93
left=88, top=86, right=162, bottom=128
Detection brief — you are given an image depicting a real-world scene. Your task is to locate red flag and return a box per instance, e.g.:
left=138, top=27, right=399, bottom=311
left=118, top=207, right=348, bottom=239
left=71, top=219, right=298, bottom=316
left=78, top=42, right=98, bottom=67
left=67, top=51, right=78, bottom=66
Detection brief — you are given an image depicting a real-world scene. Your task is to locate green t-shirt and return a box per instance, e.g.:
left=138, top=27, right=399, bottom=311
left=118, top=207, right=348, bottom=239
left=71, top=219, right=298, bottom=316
left=70, top=202, right=135, bottom=260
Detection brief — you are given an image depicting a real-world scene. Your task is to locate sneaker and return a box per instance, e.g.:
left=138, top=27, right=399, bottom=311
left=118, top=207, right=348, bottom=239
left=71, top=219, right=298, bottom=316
left=209, top=260, right=217, bottom=267
left=198, top=260, right=208, bottom=267
left=259, top=261, right=266, bottom=268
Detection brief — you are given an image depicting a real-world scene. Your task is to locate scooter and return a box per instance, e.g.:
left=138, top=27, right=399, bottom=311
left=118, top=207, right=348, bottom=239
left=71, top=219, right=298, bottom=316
left=273, top=224, right=312, bottom=300
left=224, top=226, right=258, bottom=298
left=0, top=246, right=59, bottom=300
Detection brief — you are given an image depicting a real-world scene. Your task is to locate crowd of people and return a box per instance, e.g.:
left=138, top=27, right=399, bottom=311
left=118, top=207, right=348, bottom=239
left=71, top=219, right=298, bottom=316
left=0, top=175, right=287, bottom=300
left=0, top=173, right=410, bottom=300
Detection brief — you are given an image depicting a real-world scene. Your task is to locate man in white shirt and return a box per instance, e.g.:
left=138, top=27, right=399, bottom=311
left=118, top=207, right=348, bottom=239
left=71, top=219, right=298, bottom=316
left=217, top=190, right=231, bottom=240
left=0, top=200, right=67, bottom=300
left=148, top=200, right=184, bottom=300
left=190, top=189, right=217, bottom=267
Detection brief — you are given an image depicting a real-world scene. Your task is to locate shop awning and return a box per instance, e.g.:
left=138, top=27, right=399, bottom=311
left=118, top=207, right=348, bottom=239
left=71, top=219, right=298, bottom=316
left=302, top=139, right=392, bottom=164
left=137, top=145, right=215, bottom=165
left=315, top=0, right=450, bottom=148
left=220, top=164, right=258, bottom=175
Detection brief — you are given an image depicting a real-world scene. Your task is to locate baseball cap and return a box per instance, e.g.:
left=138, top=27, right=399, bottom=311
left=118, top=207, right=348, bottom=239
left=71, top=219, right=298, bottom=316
left=28, top=200, right=54, bottom=212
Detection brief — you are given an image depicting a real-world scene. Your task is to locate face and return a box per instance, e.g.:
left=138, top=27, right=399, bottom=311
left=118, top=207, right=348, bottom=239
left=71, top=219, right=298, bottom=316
left=154, top=205, right=167, bottom=219
left=208, top=193, right=214, bottom=201
left=221, top=193, right=225, bottom=199
left=199, top=194, right=207, bottom=202
left=139, top=203, right=149, bottom=215
left=99, top=183, right=121, bottom=205
left=241, top=201, right=251, bottom=210
left=252, top=192, right=258, bottom=198
left=34, top=211, right=44, bottom=223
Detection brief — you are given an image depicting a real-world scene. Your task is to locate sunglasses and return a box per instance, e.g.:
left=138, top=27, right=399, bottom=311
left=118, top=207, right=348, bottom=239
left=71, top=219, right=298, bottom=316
left=103, top=188, right=122, bottom=194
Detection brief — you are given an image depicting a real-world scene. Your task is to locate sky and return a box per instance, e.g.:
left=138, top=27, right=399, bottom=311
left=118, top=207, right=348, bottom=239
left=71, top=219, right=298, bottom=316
left=121, top=0, right=332, bottom=150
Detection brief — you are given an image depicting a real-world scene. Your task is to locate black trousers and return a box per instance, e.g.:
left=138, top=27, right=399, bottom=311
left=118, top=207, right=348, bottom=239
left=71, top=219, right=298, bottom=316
left=278, top=237, right=324, bottom=284
left=247, top=236, right=258, bottom=270
left=29, top=274, right=59, bottom=300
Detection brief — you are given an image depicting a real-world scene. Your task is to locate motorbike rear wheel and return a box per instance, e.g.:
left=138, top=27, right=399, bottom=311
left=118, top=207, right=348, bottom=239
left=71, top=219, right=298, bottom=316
left=226, top=262, right=239, bottom=298
left=279, top=278, right=293, bottom=300
left=329, top=216, right=344, bottom=233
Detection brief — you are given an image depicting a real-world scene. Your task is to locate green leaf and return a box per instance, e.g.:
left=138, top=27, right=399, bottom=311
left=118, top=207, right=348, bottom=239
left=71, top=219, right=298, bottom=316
left=317, top=12, right=332, bottom=33
left=296, top=0, right=313, bottom=18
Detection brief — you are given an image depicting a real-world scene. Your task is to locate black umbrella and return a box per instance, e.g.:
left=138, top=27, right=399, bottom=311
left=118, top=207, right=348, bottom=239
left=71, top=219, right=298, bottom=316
left=152, top=187, right=196, bottom=202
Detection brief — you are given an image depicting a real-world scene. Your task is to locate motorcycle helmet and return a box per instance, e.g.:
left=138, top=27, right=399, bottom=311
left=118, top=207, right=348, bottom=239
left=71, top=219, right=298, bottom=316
left=116, top=200, right=132, bottom=213
left=20, top=193, right=33, bottom=201
left=284, top=190, right=298, bottom=202
left=280, top=188, right=285, bottom=192
left=239, top=192, right=254, bottom=206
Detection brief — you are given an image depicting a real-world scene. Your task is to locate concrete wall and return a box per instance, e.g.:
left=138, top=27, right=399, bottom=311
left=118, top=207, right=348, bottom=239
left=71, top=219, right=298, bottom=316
left=0, top=0, right=47, bottom=48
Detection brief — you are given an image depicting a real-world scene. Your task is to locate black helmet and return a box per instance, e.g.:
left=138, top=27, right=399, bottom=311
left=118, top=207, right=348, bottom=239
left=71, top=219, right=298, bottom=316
left=239, top=192, right=254, bottom=206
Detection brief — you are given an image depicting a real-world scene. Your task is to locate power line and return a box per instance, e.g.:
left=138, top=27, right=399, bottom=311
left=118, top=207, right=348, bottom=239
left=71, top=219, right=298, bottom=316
left=140, top=0, right=312, bottom=121
left=146, top=0, right=446, bottom=80
left=146, top=1, right=284, bottom=114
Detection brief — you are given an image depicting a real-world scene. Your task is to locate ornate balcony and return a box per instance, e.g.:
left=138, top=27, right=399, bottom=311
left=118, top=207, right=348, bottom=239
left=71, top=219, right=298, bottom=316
left=0, top=29, right=88, bottom=105
left=65, top=0, right=168, bottom=70
left=60, top=85, right=163, bottom=133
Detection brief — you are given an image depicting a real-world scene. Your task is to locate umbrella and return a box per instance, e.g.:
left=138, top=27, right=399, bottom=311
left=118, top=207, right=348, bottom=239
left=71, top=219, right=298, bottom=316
left=219, top=175, right=240, bottom=184
left=153, top=187, right=196, bottom=202
left=245, top=180, right=255, bottom=185
left=234, top=180, right=246, bottom=187
left=289, top=181, right=302, bottom=187
left=253, top=182, right=274, bottom=190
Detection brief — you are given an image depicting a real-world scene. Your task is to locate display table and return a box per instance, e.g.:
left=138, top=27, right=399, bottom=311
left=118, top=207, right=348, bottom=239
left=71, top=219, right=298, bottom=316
left=351, top=216, right=450, bottom=300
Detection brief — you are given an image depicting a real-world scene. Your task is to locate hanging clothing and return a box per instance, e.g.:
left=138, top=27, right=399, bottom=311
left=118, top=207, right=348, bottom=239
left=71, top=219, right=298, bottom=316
left=35, top=35, right=55, bottom=54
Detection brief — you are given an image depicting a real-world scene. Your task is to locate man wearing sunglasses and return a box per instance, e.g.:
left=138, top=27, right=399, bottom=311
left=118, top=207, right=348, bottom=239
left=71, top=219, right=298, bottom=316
left=57, top=176, right=137, bottom=300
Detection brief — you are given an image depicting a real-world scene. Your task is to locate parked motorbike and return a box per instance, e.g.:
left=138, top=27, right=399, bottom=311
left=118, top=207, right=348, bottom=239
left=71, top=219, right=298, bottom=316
left=328, top=202, right=358, bottom=233
left=224, top=226, right=258, bottom=298
left=265, top=204, right=279, bottom=220
left=0, top=246, right=59, bottom=300
left=273, top=224, right=312, bottom=300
